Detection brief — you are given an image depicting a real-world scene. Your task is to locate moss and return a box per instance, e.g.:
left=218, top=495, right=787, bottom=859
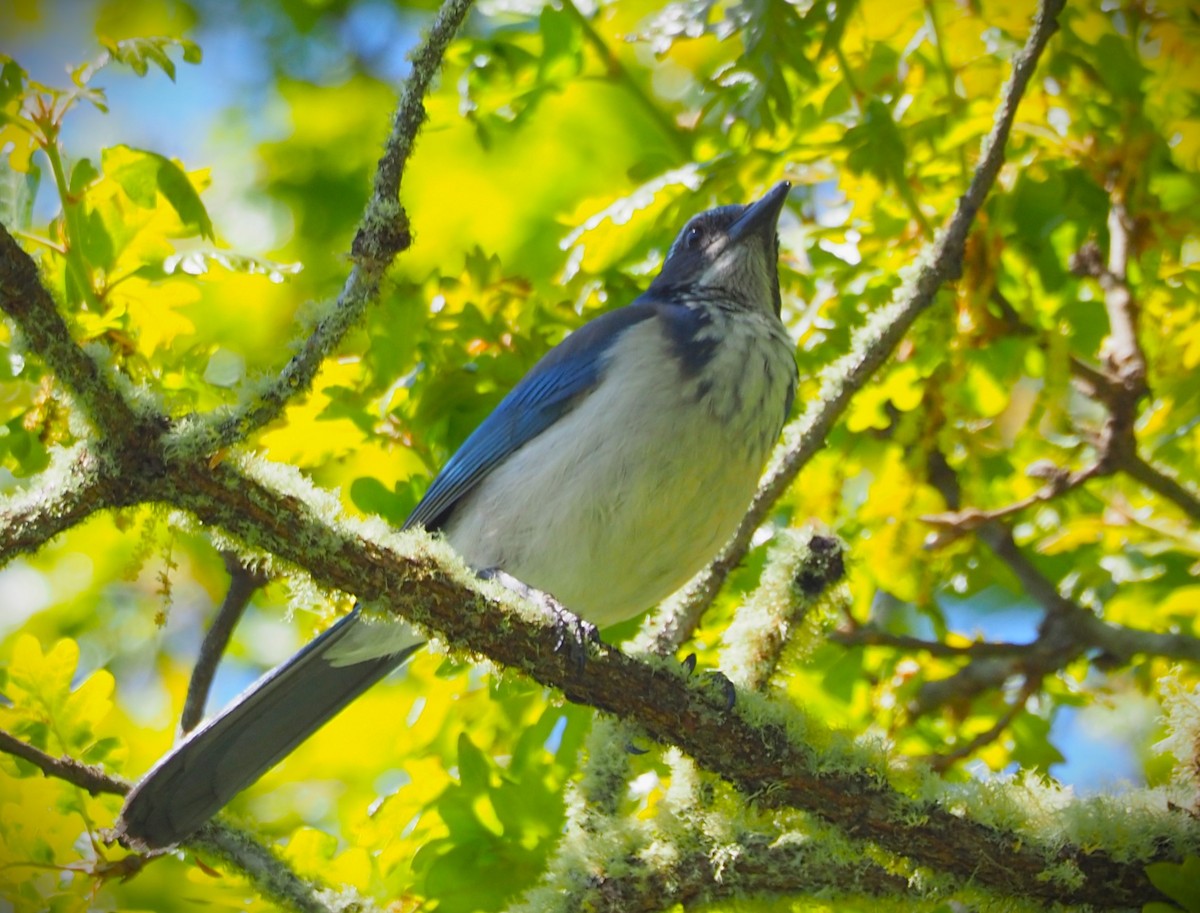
left=1156, top=676, right=1200, bottom=793
left=721, top=527, right=847, bottom=690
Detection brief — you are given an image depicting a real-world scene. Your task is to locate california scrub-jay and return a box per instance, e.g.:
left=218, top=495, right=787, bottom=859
left=118, top=181, right=796, bottom=848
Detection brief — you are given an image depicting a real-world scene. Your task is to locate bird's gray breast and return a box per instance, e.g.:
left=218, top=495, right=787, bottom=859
left=442, top=309, right=795, bottom=628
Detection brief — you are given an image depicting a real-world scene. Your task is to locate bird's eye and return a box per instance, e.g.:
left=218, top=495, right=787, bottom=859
left=685, top=225, right=703, bottom=250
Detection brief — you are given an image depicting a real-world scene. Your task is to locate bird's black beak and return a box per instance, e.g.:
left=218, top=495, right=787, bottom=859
left=727, top=181, right=790, bottom=247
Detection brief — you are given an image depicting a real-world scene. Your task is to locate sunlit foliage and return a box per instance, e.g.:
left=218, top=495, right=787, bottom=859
left=2, top=0, right=1199, bottom=910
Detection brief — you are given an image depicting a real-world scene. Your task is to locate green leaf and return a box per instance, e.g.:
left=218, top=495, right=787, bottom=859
left=1093, top=33, right=1148, bottom=101
left=815, top=0, right=858, bottom=59
left=0, top=57, right=26, bottom=108
left=1151, top=171, right=1200, bottom=215
left=103, top=145, right=159, bottom=207
left=1009, top=710, right=1064, bottom=771
left=1147, top=858, right=1200, bottom=912
left=349, top=476, right=414, bottom=527
left=80, top=207, right=114, bottom=270
left=456, top=732, right=491, bottom=791
left=0, top=419, right=50, bottom=476
left=202, top=348, right=245, bottom=387
left=0, top=155, right=38, bottom=230
left=137, top=249, right=302, bottom=282
left=844, top=98, right=907, bottom=187
left=80, top=736, right=121, bottom=764
left=0, top=635, right=115, bottom=758
left=68, top=157, right=100, bottom=195
left=100, top=37, right=202, bottom=81
left=538, top=6, right=583, bottom=86
left=156, top=155, right=214, bottom=238
left=101, top=144, right=214, bottom=238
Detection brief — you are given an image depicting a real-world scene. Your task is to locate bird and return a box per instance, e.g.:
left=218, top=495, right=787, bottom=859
left=117, top=181, right=797, bottom=849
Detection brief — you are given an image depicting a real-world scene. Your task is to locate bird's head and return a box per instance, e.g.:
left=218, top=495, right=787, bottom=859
left=649, top=181, right=790, bottom=317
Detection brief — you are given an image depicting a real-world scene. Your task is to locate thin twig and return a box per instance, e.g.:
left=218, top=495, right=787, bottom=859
left=921, top=461, right=1104, bottom=538
left=1122, top=452, right=1200, bottom=523
left=830, top=626, right=1035, bottom=659
left=179, top=0, right=476, bottom=454
left=928, top=677, right=1041, bottom=773
left=180, top=551, right=271, bottom=734
left=0, top=224, right=157, bottom=448
left=0, top=728, right=334, bottom=913
left=645, top=0, right=1069, bottom=653
left=0, top=729, right=125, bottom=796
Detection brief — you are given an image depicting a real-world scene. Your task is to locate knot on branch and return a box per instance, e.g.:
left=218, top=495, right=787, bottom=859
left=352, top=204, right=412, bottom=266
left=794, top=534, right=846, bottom=597
left=1069, top=241, right=1105, bottom=278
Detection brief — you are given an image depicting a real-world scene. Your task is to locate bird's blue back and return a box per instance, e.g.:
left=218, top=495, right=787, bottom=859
left=403, top=302, right=661, bottom=533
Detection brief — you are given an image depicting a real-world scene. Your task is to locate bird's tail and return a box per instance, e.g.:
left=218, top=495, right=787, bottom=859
left=117, top=608, right=424, bottom=849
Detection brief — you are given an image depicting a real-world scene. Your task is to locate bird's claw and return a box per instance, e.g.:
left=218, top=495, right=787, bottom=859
left=678, top=653, right=737, bottom=711
left=548, top=603, right=599, bottom=675
left=477, top=567, right=599, bottom=674
left=706, top=669, right=737, bottom=711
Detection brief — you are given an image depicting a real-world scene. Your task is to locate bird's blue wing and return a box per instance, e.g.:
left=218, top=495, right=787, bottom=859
left=403, top=303, right=661, bottom=531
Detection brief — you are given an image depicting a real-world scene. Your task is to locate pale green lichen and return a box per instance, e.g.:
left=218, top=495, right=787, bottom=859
left=1155, top=675, right=1200, bottom=792
left=577, top=716, right=638, bottom=814
left=721, top=526, right=846, bottom=690
left=314, top=885, right=386, bottom=913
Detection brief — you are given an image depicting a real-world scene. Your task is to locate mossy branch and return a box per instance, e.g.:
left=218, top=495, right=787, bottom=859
left=0, top=728, right=333, bottom=913
left=0, top=241, right=1188, bottom=908
left=512, top=828, right=915, bottom=913
left=719, top=529, right=847, bottom=692
left=153, top=455, right=1186, bottom=909
left=645, top=0, right=1070, bottom=651
left=0, top=0, right=1192, bottom=908
left=0, top=225, right=153, bottom=450
left=0, top=443, right=114, bottom=564
left=177, top=0, right=476, bottom=455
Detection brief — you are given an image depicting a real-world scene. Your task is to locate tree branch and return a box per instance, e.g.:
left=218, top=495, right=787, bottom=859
left=180, top=551, right=271, bottom=734
left=1, top=0, right=1191, bottom=907
left=188, top=825, right=334, bottom=913
left=644, top=0, right=1069, bottom=652
left=830, top=626, right=1035, bottom=659
left=0, top=728, right=123, bottom=797
left=721, top=530, right=846, bottom=691
left=927, top=676, right=1041, bottom=772
left=0, top=728, right=333, bottom=913
left=1121, top=451, right=1200, bottom=523
left=526, top=832, right=914, bottom=913
left=924, top=451, right=1200, bottom=694
left=178, top=0, right=476, bottom=454
left=0, top=224, right=157, bottom=450
left=921, top=459, right=1105, bottom=540
left=1095, top=198, right=1147, bottom=399
left=985, top=248, right=1200, bottom=527
left=0, top=443, right=115, bottom=565
left=361, top=0, right=475, bottom=254
left=151, top=457, right=1181, bottom=908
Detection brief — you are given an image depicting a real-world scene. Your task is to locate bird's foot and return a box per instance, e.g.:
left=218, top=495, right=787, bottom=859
left=680, top=652, right=737, bottom=711
left=478, top=568, right=600, bottom=673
